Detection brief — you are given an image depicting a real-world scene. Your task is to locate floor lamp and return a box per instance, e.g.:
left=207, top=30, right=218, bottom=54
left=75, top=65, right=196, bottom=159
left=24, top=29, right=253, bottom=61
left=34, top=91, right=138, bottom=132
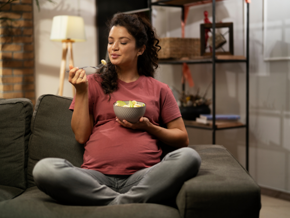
left=50, top=15, right=86, bottom=96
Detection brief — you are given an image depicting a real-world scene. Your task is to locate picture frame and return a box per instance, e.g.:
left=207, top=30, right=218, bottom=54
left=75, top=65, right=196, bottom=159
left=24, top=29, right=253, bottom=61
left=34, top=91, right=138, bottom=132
left=200, top=22, right=234, bottom=56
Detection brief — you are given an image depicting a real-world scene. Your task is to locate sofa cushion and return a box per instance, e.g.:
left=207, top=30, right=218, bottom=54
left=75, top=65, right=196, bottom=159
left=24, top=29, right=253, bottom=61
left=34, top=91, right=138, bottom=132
left=0, top=185, right=24, bottom=202
left=0, top=98, right=33, bottom=190
left=0, top=186, right=180, bottom=218
left=177, top=144, right=261, bottom=218
left=27, top=95, right=84, bottom=188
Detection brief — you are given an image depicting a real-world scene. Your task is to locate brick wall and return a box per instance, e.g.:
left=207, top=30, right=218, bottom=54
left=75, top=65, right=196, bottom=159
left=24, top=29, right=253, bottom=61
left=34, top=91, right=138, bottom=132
left=0, top=0, right=35, bottom=105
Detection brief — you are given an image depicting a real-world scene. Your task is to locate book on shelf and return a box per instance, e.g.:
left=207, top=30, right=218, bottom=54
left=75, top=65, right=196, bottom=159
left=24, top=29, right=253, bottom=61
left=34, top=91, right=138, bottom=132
left=195, top=118, right=238, bottom=125
left=199, top=114, right=240, bottom=121
left=184, top=120, right=244, bottom=129
left=196, top=118, right=211, bottom=124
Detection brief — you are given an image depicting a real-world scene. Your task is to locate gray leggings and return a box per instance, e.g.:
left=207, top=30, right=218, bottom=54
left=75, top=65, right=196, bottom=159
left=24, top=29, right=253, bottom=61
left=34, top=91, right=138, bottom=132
left=32, top=147, right=201, bottom=206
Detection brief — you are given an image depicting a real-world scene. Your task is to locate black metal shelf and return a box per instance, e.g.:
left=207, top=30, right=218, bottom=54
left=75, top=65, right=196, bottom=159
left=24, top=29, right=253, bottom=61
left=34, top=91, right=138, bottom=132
left=149, top=0, right=250, bottom=170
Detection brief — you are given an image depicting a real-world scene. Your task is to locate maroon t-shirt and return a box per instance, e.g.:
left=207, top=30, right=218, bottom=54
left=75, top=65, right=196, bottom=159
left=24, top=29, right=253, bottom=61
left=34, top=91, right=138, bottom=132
left=69, top=74, right=181, bottom=175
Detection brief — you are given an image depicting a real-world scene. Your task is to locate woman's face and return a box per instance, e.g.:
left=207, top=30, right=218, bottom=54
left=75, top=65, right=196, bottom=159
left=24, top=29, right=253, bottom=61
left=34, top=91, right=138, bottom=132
left=108, top=25, right=142, bottom=67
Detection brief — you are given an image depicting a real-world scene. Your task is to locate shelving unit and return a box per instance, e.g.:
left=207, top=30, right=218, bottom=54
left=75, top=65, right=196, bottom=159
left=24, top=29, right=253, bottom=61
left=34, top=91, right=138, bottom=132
left=148, top=0, right=250, bottom=170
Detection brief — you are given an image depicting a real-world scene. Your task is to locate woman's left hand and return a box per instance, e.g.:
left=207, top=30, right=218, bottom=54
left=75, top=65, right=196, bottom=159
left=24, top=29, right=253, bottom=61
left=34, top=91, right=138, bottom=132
left=117, top=116, right=189, bottom=148
left=116, top=117, right=151, bottom=130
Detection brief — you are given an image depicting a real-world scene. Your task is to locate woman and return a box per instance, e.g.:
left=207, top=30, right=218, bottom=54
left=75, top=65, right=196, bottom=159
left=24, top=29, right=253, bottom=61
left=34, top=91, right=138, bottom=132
left=33, top=13, right=201, bottom=206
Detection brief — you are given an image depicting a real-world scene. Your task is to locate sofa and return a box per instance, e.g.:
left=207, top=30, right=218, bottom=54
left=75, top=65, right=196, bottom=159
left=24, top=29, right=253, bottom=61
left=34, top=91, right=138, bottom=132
left=0, top=94, right=261, bottom=218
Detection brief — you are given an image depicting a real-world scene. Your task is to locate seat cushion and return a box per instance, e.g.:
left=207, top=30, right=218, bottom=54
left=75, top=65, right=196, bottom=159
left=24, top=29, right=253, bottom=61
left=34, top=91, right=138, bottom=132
left=0, top=98, right=33, bottom=190
left=0, top=187, right=180, bottom=218
left=27, top=95, right=84, bottom=188
left=0, top=185, right=24, bottom=202
left=177, top=144, right=261, bottom=218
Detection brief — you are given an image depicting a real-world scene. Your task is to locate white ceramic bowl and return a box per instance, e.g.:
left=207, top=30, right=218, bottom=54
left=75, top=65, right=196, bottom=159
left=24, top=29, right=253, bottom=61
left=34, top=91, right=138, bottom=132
left=113, top=101, right=146, bottom=123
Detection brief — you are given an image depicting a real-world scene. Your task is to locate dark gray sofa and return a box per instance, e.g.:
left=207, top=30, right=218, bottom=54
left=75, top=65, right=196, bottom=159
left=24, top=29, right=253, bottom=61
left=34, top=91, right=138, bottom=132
left=0, top=94, right=261, bottom=218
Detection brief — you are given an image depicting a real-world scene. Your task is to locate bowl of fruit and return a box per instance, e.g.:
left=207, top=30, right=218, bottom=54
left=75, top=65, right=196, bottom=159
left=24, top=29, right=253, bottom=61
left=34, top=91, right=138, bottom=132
left=113, top=100, right=146, bottom=123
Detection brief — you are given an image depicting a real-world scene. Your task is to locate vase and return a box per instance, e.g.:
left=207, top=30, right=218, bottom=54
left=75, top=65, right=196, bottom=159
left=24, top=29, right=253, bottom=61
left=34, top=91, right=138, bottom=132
left=180, top=105, right=211, bottom=121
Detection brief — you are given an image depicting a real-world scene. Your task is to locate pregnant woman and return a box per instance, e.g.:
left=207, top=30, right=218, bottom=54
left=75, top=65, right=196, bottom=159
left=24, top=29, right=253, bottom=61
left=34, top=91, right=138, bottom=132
left=33, top=13, right=201, bottom=206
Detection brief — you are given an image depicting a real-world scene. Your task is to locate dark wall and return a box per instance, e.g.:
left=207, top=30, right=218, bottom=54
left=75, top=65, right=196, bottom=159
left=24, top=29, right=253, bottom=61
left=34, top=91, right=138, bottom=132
left=96, top=0, right=148, bottom=62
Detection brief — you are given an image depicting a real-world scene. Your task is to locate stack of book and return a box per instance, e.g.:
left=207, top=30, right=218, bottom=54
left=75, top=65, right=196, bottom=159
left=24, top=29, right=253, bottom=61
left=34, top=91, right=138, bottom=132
left=196, top=114, right=241, bottom=125
left=183, top=114, right=244, bottom=128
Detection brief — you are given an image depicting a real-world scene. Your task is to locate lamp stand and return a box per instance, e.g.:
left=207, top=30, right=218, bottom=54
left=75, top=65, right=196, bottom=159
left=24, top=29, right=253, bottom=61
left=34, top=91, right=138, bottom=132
left=58, top=39, right=76, bottom=96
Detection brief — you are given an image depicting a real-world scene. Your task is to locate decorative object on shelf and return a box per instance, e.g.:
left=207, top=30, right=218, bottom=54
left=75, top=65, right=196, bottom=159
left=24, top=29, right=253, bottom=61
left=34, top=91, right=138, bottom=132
left=203, top=11, right=211, bottom=52
left=208, top=32, right=227, bottom=50
left=176, top=85, right=211, bottom=121
left=200, top=22, right=234, bottom=56
left=182, top=62, right=194, bottom=87
left=203, top=10, right=226, bottom=53
left=180, top=105, right=210, bottom=121
left=179, top=92, right=211, bottom=108
left=50, top=15, right=86, bottom=96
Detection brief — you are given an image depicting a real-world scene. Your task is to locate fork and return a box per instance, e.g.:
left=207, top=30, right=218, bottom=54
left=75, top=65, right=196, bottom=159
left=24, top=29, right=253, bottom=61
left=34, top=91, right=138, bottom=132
left=66, top=63, right=105, bottom=73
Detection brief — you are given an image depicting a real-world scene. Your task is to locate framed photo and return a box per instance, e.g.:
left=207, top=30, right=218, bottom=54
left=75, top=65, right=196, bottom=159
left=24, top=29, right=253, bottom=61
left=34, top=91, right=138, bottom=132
left=200, top=22, right=234, bottom=56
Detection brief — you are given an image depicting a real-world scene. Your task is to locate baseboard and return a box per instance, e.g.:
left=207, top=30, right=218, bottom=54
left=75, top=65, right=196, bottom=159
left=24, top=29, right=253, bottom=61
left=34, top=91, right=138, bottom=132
left=260, top=186, right=290, bottom=202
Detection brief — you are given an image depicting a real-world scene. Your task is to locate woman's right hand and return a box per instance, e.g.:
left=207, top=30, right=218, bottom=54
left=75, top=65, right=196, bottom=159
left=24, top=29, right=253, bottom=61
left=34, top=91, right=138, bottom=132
left=68, top=65, right=92, bottom=144
left=68, top=65, right=88, bottom=94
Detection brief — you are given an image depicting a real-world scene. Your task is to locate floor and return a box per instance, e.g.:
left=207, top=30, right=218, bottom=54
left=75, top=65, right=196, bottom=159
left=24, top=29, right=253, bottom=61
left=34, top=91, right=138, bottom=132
left=260, top=195, right=290, bottom=218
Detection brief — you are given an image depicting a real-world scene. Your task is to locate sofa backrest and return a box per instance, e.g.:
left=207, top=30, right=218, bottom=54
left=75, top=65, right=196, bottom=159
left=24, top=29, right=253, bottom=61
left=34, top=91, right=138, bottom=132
left=0, top=98, right=33, bottom=190
left=27, top=94, right=84, bottom=188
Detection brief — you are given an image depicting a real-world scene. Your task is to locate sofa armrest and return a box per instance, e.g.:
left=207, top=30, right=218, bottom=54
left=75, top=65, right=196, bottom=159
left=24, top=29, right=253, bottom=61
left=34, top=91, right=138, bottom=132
left=176, top=145, right=261, bottom=218
left=0, top=98, right=33, bottom=190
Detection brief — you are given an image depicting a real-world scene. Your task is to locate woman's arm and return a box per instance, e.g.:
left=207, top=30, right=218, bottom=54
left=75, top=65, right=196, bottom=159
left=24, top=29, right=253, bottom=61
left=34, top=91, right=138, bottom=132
left=116, top=117, right=189, bottom=148
left=71, top=95, right=94, bottom=144
left=69, top=66, right=94, bottom=144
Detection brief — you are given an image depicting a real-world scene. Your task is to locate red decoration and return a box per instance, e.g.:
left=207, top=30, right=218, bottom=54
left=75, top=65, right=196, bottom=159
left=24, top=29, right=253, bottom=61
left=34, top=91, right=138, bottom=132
left=182, top=63, right=194, bottom=87
left=204, top=11, right=211, bottom=52
left=181, top=6, right=194, bottom=87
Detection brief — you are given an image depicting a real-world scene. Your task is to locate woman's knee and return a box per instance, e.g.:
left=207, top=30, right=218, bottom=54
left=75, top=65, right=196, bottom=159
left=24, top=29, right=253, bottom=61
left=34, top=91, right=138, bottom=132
left=177, top=147, right=201, bottom=178
left=179, top=147, right=201, bottom=166
left=32, top=157, right=67, bottom=185
left=166, top=147, right=201, bottom=172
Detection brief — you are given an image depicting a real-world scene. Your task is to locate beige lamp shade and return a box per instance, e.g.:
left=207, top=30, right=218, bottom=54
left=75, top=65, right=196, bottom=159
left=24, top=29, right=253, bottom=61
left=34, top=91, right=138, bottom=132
left=50, top=15, right=86, bottom=42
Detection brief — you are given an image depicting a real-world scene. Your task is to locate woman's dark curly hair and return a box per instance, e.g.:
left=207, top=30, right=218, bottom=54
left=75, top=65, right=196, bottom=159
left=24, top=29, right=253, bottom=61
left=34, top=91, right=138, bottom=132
left=95, top=13, right=161, bottom=98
